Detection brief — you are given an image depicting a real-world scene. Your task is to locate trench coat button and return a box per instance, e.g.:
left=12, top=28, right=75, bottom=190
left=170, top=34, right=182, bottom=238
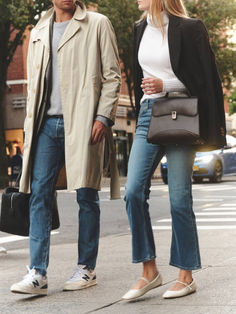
left=32, top=89, right=36, bottom=93
left=28, top=113, right=32, bottom=118
left=36, top=64, right=40, bottom=69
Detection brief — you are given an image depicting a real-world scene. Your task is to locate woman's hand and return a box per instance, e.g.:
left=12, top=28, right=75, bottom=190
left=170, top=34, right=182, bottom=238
left=141, top=77, right=163, bottom=95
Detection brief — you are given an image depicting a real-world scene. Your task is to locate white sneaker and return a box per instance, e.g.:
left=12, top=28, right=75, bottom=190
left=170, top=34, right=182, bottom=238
left=63, top=265, right=97, bottom=291
left=10, top=266, right=48, bottom=295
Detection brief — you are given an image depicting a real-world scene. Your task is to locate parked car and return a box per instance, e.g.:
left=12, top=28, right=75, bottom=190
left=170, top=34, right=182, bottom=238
left=160, top=135, right=236, bottom=184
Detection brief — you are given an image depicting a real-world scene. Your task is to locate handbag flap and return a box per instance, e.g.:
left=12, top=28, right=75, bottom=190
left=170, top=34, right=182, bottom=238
left=152, top=97, right=198, bottom=117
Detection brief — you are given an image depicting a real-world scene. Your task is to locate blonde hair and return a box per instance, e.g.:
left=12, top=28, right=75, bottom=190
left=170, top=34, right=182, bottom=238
left=143, top=0, right=188, bottom=33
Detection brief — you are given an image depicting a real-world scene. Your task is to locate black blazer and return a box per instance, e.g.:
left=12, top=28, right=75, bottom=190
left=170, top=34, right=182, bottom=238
left=134, top=14, right=226, bottom=150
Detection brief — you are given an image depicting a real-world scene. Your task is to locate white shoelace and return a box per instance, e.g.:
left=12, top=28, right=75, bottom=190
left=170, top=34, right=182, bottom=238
left=22, top=266, right=38, bottom=283
left=70, top=265, right=87, bottom=280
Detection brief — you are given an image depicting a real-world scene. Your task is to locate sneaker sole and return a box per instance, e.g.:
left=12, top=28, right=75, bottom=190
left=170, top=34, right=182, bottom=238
left=11, top=287, right=48, bottom=295
left=63, top=280, right=97, bottom=291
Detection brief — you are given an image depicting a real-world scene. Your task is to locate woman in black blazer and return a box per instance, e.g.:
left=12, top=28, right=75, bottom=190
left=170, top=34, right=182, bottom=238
left=122, top=0, right=226, bottom=301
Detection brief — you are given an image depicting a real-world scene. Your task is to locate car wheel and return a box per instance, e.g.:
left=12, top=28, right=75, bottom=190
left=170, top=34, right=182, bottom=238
left=193, top=177, right=203, bottom=183
left=210, top=160, right=223, bottom=183
left=162, top=177, right=168, bottom=184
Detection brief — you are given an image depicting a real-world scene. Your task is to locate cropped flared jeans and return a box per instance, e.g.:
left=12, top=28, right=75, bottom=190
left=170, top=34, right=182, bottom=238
left=125, top=99, right=201, bottom=270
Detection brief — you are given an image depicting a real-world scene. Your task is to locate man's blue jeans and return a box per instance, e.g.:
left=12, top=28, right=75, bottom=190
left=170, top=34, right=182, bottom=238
left=29, top=116, right=100, bottom=275
left=125, top=99, right=201, bottom=270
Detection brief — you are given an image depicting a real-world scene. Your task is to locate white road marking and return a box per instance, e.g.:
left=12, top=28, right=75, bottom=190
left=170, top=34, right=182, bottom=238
left=221, top=204, right=236, bottom=207
left=0, top=231, right=59, bottom=244
left=158, top=218, right=236, bottom=222
left=198, top=186, right=236, bottom=191
left=196, top=212, right=236, bottom=216
left=152, top=225, right=236, bottom=230
left=193, top=199, right=223, bottom=202
left=203, top=208, right=236, bottom=211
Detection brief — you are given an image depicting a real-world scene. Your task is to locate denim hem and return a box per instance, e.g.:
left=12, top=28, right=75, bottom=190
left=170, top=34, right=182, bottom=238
left=31, top=267, right=47, bottom=276
left=132, top=256, right=156, bottom=263
left=78, top=263, right=95, bottom=270
left=169, top=262, right=202, bottom=270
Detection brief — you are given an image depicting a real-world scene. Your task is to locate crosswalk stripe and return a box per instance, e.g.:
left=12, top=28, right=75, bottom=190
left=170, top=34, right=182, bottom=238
left=221, top=204, right=236, bottom=207
left=203, top=208, right=236, bottom=211
left=196, top=212, right=236, bottom=216
left=0, top=231, right=59, bottom=245
left=152, top=225, right=236, bottom=230
left=158, top=218, right=236, bottom=222
left=197, top=187, right=236, bottom=191
left=193, top=199, right=223, bottom=202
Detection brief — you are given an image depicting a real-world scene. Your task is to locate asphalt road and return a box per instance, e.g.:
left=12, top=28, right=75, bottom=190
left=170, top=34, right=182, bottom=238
left=1, top=176, right=236, bottom=252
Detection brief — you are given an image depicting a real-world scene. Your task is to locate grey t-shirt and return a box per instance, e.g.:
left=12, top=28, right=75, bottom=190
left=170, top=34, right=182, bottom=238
left=47, top=20, right=70, bottom=116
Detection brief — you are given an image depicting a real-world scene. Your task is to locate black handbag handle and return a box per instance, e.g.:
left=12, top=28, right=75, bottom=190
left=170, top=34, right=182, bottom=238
left=13, top=170, right=22, bottom=188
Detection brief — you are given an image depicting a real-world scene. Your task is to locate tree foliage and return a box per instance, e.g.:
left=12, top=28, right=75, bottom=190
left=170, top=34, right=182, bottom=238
left=186, top=0, right=236, bottom=90
left=228, top=88, right=236, bottom=116
left=96, top=0, right=140, bottom=108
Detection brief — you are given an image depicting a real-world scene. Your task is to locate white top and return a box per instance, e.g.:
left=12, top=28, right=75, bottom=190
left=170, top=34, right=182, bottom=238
left=138, top=12, right=186, bottom=104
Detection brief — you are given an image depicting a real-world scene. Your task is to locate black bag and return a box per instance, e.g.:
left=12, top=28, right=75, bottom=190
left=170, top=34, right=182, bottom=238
left=0, top=187, right=60, bottom=236
left=147, top=94, right=205, bottom=145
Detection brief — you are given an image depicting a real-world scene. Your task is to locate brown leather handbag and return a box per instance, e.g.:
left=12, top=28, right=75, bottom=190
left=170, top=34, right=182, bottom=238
left=147, top=94, right=205, bottom=145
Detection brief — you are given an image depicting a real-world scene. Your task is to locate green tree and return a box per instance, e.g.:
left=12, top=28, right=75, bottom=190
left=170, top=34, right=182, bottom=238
left=96, top=0, right=140, bottom=109
left=186, top=0, right=236, bottom=90
left=228, top=88, right=236, bottom=115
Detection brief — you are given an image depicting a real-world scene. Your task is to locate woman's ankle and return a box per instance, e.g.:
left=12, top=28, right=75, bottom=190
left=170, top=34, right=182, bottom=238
left=142, top=259, right=158, bottom=279
left=177, top=269, right=193, bottom=284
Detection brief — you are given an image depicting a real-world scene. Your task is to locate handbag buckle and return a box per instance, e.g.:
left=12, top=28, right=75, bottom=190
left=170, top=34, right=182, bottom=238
left=172, top=111, right=177, bottom=120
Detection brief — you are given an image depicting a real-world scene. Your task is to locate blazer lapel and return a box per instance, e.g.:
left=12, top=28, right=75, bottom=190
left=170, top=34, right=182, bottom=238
left=135, top=19, right=147, bottom=59
left=168, top=15, right=181, bottom=74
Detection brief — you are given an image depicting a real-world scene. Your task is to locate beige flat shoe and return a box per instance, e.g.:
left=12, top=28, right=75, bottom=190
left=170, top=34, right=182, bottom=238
left=162, top=279, right=196, bottom=299
left=122, top=273, right=162, bottom=301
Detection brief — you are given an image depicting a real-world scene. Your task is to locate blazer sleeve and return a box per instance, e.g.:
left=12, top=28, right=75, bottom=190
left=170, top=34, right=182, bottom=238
left=96, top=16, right=121, bottom=124
left=133, top=23, right=144, bottom=119
left=193, top=20, right=226, bottom=140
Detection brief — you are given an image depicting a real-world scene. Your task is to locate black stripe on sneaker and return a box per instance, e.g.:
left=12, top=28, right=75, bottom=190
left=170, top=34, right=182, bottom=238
left=41, top=284, right=48, bottom=289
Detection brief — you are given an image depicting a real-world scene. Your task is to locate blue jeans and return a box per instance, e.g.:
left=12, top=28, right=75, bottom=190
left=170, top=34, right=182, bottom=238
left=125, top=99, right=201, bottom=270
left=29, top=116, right=100, bottom=275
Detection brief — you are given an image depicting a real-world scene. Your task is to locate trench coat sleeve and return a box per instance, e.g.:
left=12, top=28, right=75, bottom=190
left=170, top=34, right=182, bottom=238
left=24, top=32, right=34, bottom=131
left=193, top=20, right=226, bottom=144
left=96, top=17, right=121, bottom=123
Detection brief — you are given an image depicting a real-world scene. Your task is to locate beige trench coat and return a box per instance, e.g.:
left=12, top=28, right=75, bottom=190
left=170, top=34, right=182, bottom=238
left=20, top=5, right=121, bottom=194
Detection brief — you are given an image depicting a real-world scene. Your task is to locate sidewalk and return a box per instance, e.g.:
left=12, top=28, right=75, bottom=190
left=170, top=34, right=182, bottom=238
left=1, top=228, right=236, bottom=314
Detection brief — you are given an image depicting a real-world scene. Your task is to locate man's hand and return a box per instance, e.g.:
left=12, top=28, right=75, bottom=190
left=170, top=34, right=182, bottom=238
left=91, top=120, right=107, bottom=145
left=141, top=77, right=163, bottom=95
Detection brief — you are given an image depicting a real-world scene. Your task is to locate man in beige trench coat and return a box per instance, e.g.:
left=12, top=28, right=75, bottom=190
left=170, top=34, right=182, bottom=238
left=11, top=0, right=120, bottom=295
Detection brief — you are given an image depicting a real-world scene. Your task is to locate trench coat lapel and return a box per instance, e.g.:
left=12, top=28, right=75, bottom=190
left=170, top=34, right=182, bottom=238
left=33, top=9, right=55, bottom=53
left=168, top=15, right=181, bottom=74
left=57, top=5, right=87, bottom=51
